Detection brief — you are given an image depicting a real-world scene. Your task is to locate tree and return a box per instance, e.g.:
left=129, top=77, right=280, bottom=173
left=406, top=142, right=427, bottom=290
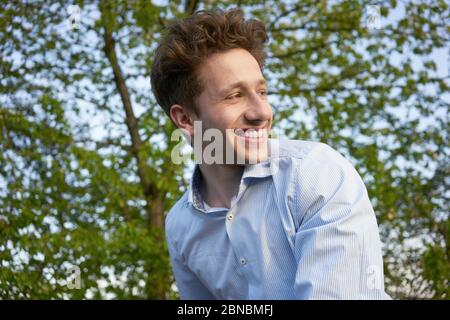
left=0, top=0, right=448, bottom=299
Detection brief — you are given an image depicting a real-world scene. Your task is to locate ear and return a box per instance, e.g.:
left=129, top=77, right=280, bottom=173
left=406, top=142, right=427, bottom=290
left=170, top=104, right=195, bottom=139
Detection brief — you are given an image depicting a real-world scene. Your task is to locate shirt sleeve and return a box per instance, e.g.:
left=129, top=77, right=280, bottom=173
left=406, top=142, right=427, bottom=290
left=292, top=144, right=390, bottom=299
left=167, top=235, right=217, bottom=300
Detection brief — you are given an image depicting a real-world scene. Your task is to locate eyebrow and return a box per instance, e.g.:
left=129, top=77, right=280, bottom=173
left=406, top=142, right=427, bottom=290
left=218, top=78, right=267, bottom=96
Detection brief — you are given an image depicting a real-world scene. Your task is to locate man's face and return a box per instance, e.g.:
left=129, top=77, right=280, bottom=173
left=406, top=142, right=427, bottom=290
left=193, top=48, right=273, bottom=164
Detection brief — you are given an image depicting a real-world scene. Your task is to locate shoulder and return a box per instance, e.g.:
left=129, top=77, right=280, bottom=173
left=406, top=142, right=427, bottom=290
left=269, top=139, right=352, bottom=171
left=270, top=138, right=323, bottom=160
left=269, top=139, right=363, bottom=195
left=165, top=191, right=190, bottom=245
left=271, top=140, right=371, bottom=228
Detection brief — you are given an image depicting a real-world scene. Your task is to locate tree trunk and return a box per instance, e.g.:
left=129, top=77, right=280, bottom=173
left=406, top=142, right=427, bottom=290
left=101, top=5, right=164, bottom=232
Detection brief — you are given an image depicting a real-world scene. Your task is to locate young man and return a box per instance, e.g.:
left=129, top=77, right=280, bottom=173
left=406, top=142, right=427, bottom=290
left=151, top=9, right=390, bottom=299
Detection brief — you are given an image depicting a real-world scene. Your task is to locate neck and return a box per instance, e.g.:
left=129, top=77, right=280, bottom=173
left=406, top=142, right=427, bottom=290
left=198, top=163, right=244, bottom=209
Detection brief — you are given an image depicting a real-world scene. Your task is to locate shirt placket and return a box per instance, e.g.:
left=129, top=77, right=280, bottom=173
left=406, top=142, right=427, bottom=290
left=224, top=179, right=252, bottom=278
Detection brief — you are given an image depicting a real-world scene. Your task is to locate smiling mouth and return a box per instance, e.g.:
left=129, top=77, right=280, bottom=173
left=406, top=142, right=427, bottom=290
left=234, top=128, right=266, bottom=139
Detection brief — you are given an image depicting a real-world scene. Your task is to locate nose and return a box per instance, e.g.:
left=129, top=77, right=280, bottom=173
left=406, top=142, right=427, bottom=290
left=244, top=92, right=272, bottom=124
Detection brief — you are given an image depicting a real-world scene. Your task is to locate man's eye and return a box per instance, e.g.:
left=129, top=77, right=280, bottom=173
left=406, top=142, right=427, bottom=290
left=226, top=92, right=242, bottom=100
left=259, top=90, right=268, bottom=96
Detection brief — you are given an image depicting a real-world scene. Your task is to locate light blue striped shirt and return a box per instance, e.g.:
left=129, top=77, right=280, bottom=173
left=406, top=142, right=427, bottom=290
left=166, top=139, right=390, bottom=299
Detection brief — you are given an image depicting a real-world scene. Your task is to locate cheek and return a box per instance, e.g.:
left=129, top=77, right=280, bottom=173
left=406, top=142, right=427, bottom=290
left=207, top=111, right=238, bottom=130
left=197, top=99, right=243, bottom=130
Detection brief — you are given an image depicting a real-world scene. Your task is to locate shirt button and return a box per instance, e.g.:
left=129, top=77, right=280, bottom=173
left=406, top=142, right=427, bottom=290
left=240, top=258, right=246, bottom=265
left=227, top=213, right=234, bottom=221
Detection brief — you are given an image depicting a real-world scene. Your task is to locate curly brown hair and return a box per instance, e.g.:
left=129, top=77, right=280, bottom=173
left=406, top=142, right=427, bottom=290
left=151, top=8, right=268, bottom=120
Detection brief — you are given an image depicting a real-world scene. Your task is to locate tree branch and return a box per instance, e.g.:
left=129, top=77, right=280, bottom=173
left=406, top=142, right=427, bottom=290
left=184, top=0, right=199, bottom=15
left=100, top=2, right=164, bottom=231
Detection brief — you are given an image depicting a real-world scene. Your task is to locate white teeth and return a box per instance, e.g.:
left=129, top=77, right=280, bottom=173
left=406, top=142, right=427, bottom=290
left=235, top=128, right=245, bottom=137
left=235, top=128, right=265, bottom=138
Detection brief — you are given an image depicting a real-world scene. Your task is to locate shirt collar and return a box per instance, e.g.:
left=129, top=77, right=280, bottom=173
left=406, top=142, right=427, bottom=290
left=187, top=160, right=272, bottom=212
left=187, top=164, right=204, bottom=211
